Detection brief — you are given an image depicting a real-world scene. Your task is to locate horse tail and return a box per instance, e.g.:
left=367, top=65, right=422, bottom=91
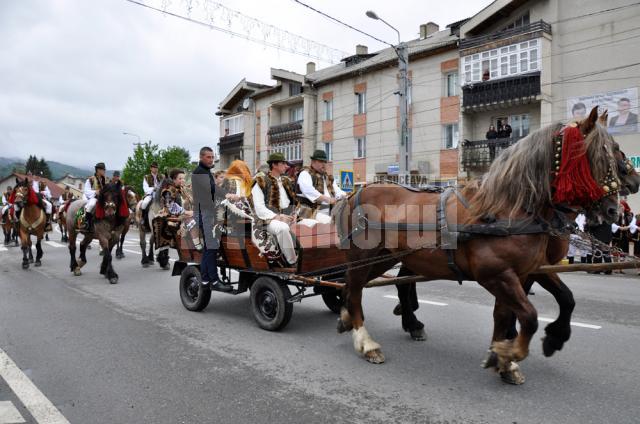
left=332, top=197, right=352, bottom=249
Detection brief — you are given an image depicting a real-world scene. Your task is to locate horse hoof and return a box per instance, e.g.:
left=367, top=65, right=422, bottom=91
left=29, top=258, right=34, bottom=264
left=393, top=303, right=402, bottom=316
left=73, top=269, right=82, bottom=276
left=481, top=350, right=499, bottom=369
left=35, top=261, right=42, bottom=267
left=22, top=263, right=29, bottom=270
left=499, top=362, right=526, bottom=385
left=542, top=335, right=564, bottom=358
left=364, top=349, right=386, bottom=364
left=162, top=264, right=170, bottom=270
left=409, top=328, right=427, bottom=341
left=142, top=262, right=149, bottom=268
left=109, top=278, right=118, bottom=284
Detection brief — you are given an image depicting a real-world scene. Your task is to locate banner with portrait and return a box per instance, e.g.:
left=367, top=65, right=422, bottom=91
left=566, top=87, right=638, bottom=134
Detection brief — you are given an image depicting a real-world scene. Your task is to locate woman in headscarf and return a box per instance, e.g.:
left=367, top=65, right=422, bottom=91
left=214, top=160, right=254, bottom=237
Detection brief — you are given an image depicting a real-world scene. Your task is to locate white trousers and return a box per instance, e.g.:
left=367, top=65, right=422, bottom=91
left=141, top=195, right=153, bottom=210
left=85, top=198, right=97, bottom=213
left=315, top=210, right=332, bottom=224
left=267, top=219, right=298, bottom=265
left=1, top=205, right=10, bottom=216
left=42, top=199, right=52, bottom=214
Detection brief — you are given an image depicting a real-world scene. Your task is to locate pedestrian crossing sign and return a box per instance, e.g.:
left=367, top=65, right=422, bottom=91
left=340, top=170, right=354, bottom=192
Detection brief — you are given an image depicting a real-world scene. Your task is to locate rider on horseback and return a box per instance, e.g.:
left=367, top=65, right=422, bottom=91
left=32, top=180, right=53, bottom=231
left=83, top=162, right=109, bottom=231
left=141, top=162, right=164, bottom=226
left=1, top=186, right=14, bottom=224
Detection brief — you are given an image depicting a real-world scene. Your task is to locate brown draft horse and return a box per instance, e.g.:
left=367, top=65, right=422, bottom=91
left=2, top=206, right=19, bottom=246
left=394, top=111, right=640, bottom=380
left=115, top=186, right=139, bottom=259
left=334, top=117, right=620, bottom=384
left=12, top=179, right=47, bottom=269
left=66, top=181, right=133, bottom=284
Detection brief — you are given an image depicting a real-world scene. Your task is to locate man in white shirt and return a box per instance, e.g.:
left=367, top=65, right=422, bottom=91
left=251, top=153, right=298, bottom=265
left=83, top=162, right=108, bottom=230
left=141, top=162, right=164, bottom=223
left=295, top=149, right=346, bottom=224
left=32, top=179, right=53, bottom=229
left=1, top=185, right=13, bottom=223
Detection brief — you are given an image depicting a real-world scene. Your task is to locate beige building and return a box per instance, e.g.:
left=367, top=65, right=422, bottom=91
left=458, top=0, right=640, bottom=208
left=305, top=22, right=462, bottom=187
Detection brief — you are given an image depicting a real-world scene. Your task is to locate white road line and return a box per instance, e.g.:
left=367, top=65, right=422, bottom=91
left=0, top=401, right=26, bottom=424
left=383, top=294, right=448, bottom=307
left=0, top=246, right=7, bottom=252
left=538, top=316, right=602, bottom=330
left=44, top=241, right=64, bottom=248
left=123, top=249, right=141, bottom=255
left=0, top=347, right=70, bottom=424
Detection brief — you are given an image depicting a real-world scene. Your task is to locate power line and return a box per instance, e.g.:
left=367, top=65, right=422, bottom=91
left=290, top=0, right=393, bottom=47
left=123, top=0, right=348, bottom=63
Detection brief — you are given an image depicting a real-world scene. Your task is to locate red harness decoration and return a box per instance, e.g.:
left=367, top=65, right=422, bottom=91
left=9, top=187, right=40, bottom=205
left=552, top=126, right=605, bottom=206
left=93, top=190, right=130, bottom=220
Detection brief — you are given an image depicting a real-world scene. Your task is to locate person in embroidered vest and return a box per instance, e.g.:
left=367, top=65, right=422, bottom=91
left=1, top=185, right=13, bottom=224
left=83, top=162, right=109, bottom=230
left=141, top=162, right=164, bottom=223
left=58, top=186, right=74, bottom=205
left=251, top=152, right=299, bottom=265
left=295, top=149, right=346, bottom=224
left=32, top=179, right=53, bottom=230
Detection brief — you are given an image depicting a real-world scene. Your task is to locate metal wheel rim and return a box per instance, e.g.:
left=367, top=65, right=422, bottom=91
left=257, top=289, right=278, bottom=320
left=184, top=276, right=200, bottom=302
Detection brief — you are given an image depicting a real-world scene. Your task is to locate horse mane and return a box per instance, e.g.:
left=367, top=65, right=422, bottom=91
left=467, top=123, right=563, bottom=222
left=585, top=124, right=616, bottom=184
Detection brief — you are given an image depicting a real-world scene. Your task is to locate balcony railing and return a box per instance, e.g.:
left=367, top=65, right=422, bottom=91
left=268, top=121, right=303, bottom=144
left=461, top=136, right=523, bottom=172
left=219, top=132, right=243, bottom=154
left=462, top=71, right=540, bottom=111
left=460, top=20, right=552, bottom=50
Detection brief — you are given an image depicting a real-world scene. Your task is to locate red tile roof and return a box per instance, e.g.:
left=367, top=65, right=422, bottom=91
left=11, top=173, right=64, bottom=199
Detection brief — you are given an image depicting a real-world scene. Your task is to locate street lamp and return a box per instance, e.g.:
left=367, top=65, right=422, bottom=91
left=122, top=131, right=142, bottom=147
left=366, top=11, right=410, bottom=183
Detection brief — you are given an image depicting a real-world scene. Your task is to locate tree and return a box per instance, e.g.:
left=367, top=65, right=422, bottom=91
left=25, top=155, right=38, bottom=174
left=38, top=158, right=52, bottom=179
left=24, top=155, right=51, bottom=179
left=121, top=142, right=191, bottom=196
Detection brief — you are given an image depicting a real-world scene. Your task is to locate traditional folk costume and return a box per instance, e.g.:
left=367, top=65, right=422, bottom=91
left=141, top=163, right=164, bottom=210
left=83, top=162, right=109, bottom=229
left=32, top=180, right=53, bottom=230
left=295, top=150, right=346, bottom=224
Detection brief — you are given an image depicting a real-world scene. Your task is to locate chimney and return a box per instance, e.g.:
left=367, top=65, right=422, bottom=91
left=420, top=22, right=440, bottom=38
left=356, top=44, right=368, bottom=55
left=306, top=61, right=316, bottom=74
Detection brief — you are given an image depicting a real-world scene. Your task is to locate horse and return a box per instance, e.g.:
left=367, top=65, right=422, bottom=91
left=12, top=179, right=47, bottom=269
left=135, top=185, right=171, bottom=270
left=67, top=181, right=131, bottom=284
left=115, top=186, right=139, bottom=259
left=2, top=205, right=19, bottom=246
left=333, top=117, right=620, bottom=385
left=57, top=199, right=72, bottom=243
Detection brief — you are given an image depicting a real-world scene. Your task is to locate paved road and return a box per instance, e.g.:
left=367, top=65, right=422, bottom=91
left=1, top=232, right=639, bottom=423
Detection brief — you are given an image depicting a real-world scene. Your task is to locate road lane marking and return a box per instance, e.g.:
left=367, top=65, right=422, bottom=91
left=123, top=249, right=141, bottom=255
left=538, top=316, right=602, bottom=330
left=0, top=401, right=26, bottom=424
left=383, top=295, right=448, bottom=306
left=0, top=246, right=7, bottom=252
left=44, top=241, right=64, bottom=248
left=0, top=348, right=70, bottom=424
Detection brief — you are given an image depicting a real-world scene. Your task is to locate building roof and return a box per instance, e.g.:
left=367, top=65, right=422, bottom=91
left=3, top=173, right=65, bottom=198
left=218, top=78, right=272, bottom=113
left=306, top=30, right=459, bottom=87
left=459, top=0, right=529, bottom=38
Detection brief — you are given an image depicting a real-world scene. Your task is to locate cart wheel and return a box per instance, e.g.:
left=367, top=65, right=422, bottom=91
left=250, top=276, right=293, bottom=331
left=179, top=265, right=211, bottom=312
left=321, top=288, right=343, bottom=314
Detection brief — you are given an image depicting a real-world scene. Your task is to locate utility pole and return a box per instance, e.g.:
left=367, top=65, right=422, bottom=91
left=397, top=43, right=410, bottom=184
left=366, top=11, right=411, bottom=184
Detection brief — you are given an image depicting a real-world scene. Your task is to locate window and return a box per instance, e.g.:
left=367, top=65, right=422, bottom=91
left=270, top=140, right=302, bottom=161
left=289, top=83, right=302, bottom=96
left=356, top=92, right=366, bottom=114
left=324, top=99, right=333, bottom=121
left=510, top=114, right=530, bottom=138
left=446, top=72, right=458, bottom=97
left=222, top=114, right=244, bottom=136
left=461, top=38, right=540, bottom=84
left=443, top=123, right=459, bottom=149
left=324, top=142, right=333, bottom=161
left=355, top=137, right=366, bottom=158
left=289, top=106, right=303, bottom=123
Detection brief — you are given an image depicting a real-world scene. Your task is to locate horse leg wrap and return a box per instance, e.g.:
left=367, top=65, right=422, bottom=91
left=352, top=327, right=381, bottom=355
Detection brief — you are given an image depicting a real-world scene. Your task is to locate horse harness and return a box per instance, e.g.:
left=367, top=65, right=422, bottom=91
left=342, top=184, right=573, bottom=285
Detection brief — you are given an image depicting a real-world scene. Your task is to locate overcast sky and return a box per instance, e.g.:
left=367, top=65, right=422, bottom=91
left=0, top=0, right=488, bottom=169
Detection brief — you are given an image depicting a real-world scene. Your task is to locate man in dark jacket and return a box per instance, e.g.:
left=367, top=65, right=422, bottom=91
left=192, top=146, right=232, bottom=291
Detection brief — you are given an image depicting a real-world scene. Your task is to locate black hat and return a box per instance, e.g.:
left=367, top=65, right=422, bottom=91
left=112, top=170, right=121, bottom=177
left=150, top=162, right=159, bottom=168
left=310, top=149, right=328, bottom=162
left=267, top=152, right=287, bottom=164
left=95, top=162, right=106, bottom=170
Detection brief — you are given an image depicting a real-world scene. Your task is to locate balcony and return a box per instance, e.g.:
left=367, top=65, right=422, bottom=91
left=462, top=71, right=540, bottom=112
left=219, top=132, right=243, bottom=154
left=461, top=136, right=523, bottom=172
left=268, top=121, right=303, bottom=144
left=460, top=20, right=552, bottom=50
